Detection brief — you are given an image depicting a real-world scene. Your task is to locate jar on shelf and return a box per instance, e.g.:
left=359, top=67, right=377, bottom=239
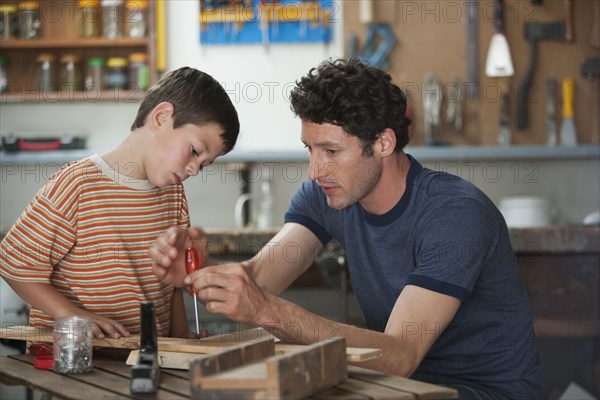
left=18, top=1, right=40, bottom=39
left=53, top=316, right=93, bottom=374
left=101, top=0, right=124, bottom=39
left=60, top=54, right=82, bottom=92
left=105, top=57, right=128, bottom=89
left=36, top=53, right=57, bottom=92
left=0, top=55, right=8, bottom=93
left=0, top=4, right=18, bottom=41
left=125, top=0, right=147, bottom=38
left=128, top=52, right=148, bottom=91
left=78, top=0, right=101, bottom=38
left=85, top=57, right=105, bottom=91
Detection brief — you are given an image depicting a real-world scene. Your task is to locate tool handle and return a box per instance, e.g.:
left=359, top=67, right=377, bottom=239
left=185, top=247, right=203, bottom=295
left=564, top=0, right=573, bottom=42
left=493, top=0, right=506, bottom=34
left=562, top=77, right=575, bottom=118
left=516, top=39, right=537, bottom=129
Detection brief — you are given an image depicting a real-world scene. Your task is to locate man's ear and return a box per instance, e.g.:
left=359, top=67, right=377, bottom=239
left=149, top=102, right=174, bottom=130
left=377, top=128, right=396, bottom=157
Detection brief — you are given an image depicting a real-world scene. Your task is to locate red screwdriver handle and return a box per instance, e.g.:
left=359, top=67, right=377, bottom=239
left=185, top=247, right=202, bottom=295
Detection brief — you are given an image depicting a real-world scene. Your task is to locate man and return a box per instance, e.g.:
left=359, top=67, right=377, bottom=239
left=150, top=59, right=540, bottom=399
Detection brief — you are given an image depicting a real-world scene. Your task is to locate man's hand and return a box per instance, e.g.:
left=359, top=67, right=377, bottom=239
left=148, top=227, right=207, bottom=287
left=186, top=262, right=272, bottom=325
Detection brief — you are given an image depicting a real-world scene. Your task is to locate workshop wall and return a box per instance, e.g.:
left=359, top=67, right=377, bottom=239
left=343, top=0, right=599, bottom=146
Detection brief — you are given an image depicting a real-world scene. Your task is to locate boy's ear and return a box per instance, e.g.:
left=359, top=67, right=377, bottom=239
left=149, top=102, right=174, bottom=129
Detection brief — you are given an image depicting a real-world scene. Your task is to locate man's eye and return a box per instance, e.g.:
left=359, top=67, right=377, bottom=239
left=327, top=149, right=338, bottom=155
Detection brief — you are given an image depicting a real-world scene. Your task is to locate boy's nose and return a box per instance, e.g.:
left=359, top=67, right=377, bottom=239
left=187, top=159, right=202, bottom=176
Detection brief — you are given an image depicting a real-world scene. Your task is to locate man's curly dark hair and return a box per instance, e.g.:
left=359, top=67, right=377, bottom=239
left=290, top=58, right=411, bottom=156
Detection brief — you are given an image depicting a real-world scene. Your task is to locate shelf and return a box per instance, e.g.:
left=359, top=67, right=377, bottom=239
left=1, top=89, right=146, bottom=103
left=0, top=37, right=149, bottom=49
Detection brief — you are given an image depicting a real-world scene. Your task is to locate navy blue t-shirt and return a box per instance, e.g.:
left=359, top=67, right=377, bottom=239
left=285, top=155, right=540, bottom=399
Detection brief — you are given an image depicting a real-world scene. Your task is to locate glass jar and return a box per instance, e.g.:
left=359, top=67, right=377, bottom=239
left=18, top=1, right=40, bottom=39
left=36, top=53, right=57, bottom=92
left=85, top=57, right=105, bottom=90
left=53, top=316, right=93, bottom=374
left=105, top=57, right=128, bottom=89
left=0, top=4, right=18, bottom=41
left=60, top=54, right=82, bottom=91
left=128, top=52, right=148, bottom=91
left=78, top=0, right=101, bottom=38
left=101, top=0, right=124, bottom=39
left=125, top=0, right=147, bottom=38
left=0, top=55, right=7, bottom=93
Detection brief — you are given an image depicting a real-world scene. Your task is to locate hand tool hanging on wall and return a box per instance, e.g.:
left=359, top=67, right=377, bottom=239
left=130, top=302, right=159, bottom=394
left=445, top=77, right=464, bottom=133
left=581, top=57, right=600, bottom=142
left=559, top=77, right=577, bottom=146
left=422, top=73, right=442, bottom=145
left=186, top=247, right=203, bottom=339
left=485, top=0, right=514, bottom=145
left=545, top=77, right=557, bottom=146
left=347, top=24, right=395, bottom=69
left=516, top=22, right=565, bottom=130
left=466, top=0, right=479, bottom=100
left=260, top=0, right=270, bottom=48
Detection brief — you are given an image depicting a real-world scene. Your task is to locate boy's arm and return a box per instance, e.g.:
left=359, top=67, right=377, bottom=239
left=3, top=277, right=130, bottom=339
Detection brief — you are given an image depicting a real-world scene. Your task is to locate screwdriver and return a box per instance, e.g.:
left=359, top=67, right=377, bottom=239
left=185, top=247, right=203, bottom=340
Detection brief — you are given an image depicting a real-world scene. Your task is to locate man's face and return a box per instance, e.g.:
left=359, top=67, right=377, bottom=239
left=301, top=121, right=382, bottom=210
left=145, top=121, right=226, bottom=188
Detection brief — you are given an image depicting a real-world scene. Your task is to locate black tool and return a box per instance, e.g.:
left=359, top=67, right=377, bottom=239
left=516, top=22, right=565, bottom=130
left=130, top=302, right=160, bottom=394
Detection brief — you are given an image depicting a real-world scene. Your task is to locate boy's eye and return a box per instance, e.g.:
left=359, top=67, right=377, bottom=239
left=191, top=146, right=199, bottom=156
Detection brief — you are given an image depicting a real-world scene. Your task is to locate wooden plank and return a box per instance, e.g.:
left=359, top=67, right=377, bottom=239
left=348, top=366, right=458, bottom=400
left=199, top=363, right=268, bottom=389
left=1, top=356, right=131, bottom=400
left=336, top=378, right=415, bottom=400
left=311, top=387, right=371, bottom=400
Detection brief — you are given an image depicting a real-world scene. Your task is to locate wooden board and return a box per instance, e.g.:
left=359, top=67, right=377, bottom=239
left=191, top=337, right=348, bottom=400
left=0, top=326, right=382, bottom=363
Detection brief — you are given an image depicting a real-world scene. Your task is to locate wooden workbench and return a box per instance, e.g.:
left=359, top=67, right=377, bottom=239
left=1, top=350, right=457, bottom=400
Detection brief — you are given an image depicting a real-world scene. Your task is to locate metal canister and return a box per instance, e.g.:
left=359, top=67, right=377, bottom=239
left=101, top=0, right=124, bottom=39
left=18, top=1, right=40, bottom=39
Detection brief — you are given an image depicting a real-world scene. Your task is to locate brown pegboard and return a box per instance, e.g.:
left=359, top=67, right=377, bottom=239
left=343, top=0, right=599, bottom=146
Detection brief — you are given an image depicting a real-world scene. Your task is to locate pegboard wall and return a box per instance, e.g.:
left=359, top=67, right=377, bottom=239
left=343, top=0, right=599, bottom=146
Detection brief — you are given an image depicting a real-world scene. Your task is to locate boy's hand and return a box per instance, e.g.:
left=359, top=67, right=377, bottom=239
left=149, top=226, right=207, bottom=287
left=83, top=312, right=131, bottom=339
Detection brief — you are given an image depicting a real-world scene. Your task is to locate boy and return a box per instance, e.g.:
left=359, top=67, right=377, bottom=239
left=0, top=67, right=239, bottom=339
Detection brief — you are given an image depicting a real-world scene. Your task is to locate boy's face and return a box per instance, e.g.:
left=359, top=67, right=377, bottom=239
left=145, top=121, right=226, bottom=188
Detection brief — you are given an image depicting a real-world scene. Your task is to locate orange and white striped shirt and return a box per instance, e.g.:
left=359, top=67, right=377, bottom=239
left=0, top=154, right=189, bottom=336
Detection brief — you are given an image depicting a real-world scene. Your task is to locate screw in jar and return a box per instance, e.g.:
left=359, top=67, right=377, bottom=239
left=60, top=54, right=82, bottom=92
left=85, top=57, right=105, bottom=92
left=36, top=53, right=57, bottom=92
left=18, top=1, right=41, bottom=39
left=101, top=0, right=124, bottom=39
left=124, top=0, right=147, bottom=38
left=105, top=57, right=128, bottom=89
left=78, top=0, right=101, bottom=38
left=0, top=3, right=18, bottom=41
left=128, top=52, right=148, bottom=91
left=53, top=316, right=94, bottom=374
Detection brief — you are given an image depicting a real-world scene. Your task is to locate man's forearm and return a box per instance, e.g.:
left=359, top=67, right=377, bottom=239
left=258, top=294, right=419, bottom=377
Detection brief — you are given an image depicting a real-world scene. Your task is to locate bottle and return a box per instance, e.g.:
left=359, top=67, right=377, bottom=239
left=36, top=53, right=57, bottom=92
left=78, top=0, right=101, bottom=38
left=128, top=52, right=148, bottom=91
left=101, top=0, right=124, bottom=39
left=60, top=54, right=82, bottom=92
left=53, top=316, right=93, bottom=374
left=105, top=57, right=128, bottom=89
left=85, top=57, right=105, bottom=91
left=125, top=0, right=147, bottom=38
left=18, top=1, right=40, bottom=39
left=255, top=171, right=273, bottom=230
